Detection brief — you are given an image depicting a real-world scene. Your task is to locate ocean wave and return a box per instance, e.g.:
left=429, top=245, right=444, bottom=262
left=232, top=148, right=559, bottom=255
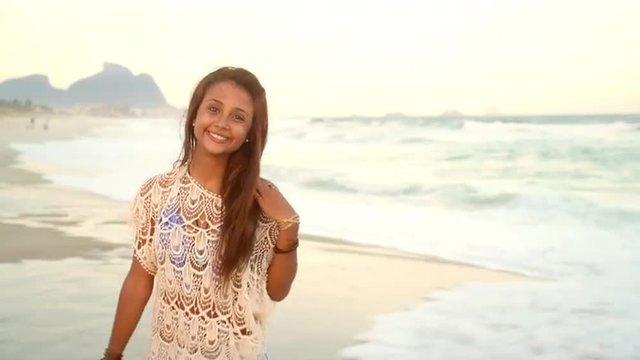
left=307, top=116, right=464, bottom=129
left=462, top=120, right=639, bottom=136
left=301, top=178, right=427, bottom=197
left=306, top=115, right=639, bottom=133
left=427, top=184, right=519, bottom=208
left=398, top=137, right=434, bottom=144
left=300, top=178, right=518, bottom=208
left=296, top=116, right=639, bottom=146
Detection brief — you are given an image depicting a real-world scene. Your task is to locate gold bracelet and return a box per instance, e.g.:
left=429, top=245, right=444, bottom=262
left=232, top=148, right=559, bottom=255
left=276, top=213, right=300, bottom=231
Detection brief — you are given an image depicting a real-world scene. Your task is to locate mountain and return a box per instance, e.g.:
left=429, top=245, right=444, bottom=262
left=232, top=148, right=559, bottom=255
left=0, top=74, right=67, bottom=107
left=66, top=63, right=166, bottom=108
left=0, top=63, right=168, bottom=110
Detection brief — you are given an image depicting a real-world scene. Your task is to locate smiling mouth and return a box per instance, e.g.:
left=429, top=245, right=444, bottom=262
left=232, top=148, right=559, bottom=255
left=207, top=131, right=230, bottom=144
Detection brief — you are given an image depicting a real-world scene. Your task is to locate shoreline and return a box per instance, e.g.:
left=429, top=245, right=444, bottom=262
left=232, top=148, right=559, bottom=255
left=0, top=115, right=530, bottom=359
left=300, top=233, right=532, bottom=278
left=0, top=116, right=133, bottom=261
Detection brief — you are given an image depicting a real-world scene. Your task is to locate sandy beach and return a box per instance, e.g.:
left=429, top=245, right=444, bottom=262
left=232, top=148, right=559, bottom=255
left=0, top=115, right=528, bottom=359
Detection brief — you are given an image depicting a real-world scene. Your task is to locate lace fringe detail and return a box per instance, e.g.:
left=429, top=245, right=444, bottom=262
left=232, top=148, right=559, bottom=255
left=130, top=166, right=278, bottom=359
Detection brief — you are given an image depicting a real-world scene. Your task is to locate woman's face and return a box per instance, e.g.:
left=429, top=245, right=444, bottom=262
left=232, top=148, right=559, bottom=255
left=193, top=81, right=254, bottom=158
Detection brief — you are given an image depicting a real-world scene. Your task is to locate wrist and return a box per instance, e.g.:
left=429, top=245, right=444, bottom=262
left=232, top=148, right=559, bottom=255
left=101, top=348, right=123, bottom=360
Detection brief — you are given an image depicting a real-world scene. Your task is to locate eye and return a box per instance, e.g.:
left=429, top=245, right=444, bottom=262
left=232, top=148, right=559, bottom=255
left=233, top=114, right=246, bottom=122
left=208, top=106, right=220, bottom=113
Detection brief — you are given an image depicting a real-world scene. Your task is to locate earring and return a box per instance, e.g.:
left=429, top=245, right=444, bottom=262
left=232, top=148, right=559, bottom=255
left=245, top=139, right=249, bottom=143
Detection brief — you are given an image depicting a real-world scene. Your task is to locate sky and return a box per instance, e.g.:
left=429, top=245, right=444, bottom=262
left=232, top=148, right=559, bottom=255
left=1, top=0, right=639, bottom=117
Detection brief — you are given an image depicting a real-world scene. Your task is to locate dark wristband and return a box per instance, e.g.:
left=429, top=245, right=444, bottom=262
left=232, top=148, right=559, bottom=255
left=274, top=238, right=299, bottom=254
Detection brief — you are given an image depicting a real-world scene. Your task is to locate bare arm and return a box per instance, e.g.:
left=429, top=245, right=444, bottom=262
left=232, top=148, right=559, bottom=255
left=266, top=225, right=299, bottom=301
left=256, top=178, right=300, bottom=302
left=104, top=257, right=154, bottom=358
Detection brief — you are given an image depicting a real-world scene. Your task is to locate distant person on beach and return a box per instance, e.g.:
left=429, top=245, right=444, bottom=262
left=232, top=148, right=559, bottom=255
left=103, top=67, right=300, bottom=360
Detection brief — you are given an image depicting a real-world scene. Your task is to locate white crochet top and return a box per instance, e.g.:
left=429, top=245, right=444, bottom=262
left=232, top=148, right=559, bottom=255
left=131, top=166, right=278, bottom=359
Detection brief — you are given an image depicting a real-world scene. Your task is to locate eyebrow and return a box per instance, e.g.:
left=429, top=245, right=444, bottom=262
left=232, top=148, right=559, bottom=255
left=205, top=98, right=249, bottom=115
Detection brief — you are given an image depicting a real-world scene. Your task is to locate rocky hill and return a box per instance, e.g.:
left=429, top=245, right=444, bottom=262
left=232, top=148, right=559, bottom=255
left=0, top=63, right=169, bottom=111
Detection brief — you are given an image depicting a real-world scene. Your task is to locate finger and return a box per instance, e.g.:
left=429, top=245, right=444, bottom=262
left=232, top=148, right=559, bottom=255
left=256, top=181, right=267, bottom=194
left=255, top=184, right=266, bottom=200
left=263, top=180, right=277, bottom=191
left=257, top=179, right=279, bottom=198
left=254, top=190, right=264, bottom=207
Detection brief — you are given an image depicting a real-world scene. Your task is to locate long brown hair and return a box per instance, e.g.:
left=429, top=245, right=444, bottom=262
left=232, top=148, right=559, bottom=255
left=178, top=66, right=268, bottom=281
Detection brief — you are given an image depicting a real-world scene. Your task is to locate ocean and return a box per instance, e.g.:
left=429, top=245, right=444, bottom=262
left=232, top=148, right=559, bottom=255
left=8, top=114, right=640, bottom=359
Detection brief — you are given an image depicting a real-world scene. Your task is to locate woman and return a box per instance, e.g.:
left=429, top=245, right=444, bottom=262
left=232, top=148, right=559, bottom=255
left=103, top=67, right=299, bottom=360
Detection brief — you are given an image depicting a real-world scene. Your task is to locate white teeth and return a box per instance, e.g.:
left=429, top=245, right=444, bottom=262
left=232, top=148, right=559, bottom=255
left=208, top=131, right=228, bottom=141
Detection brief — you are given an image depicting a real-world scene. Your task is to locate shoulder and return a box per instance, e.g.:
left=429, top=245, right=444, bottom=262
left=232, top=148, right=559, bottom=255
left=135, top=166, right=184, bottom=199
left=131, top=167, right=184, bottom=221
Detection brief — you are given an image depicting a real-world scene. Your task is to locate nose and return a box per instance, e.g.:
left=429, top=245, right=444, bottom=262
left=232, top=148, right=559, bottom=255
left=215, top=114, right=231, bottom=129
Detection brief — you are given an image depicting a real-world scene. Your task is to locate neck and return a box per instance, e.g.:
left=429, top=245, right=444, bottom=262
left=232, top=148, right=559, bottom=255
left=188, top=147, right=228, bottom=195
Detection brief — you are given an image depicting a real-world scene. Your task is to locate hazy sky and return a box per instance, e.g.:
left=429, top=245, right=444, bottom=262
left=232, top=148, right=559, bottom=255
left=1, top=0, right=639, bottom=116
